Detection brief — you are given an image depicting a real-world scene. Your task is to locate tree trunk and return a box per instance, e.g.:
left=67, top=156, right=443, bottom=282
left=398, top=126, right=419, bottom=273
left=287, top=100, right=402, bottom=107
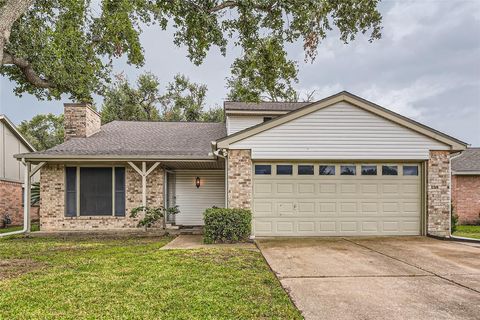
left=0, top=0, right=34, bottom=66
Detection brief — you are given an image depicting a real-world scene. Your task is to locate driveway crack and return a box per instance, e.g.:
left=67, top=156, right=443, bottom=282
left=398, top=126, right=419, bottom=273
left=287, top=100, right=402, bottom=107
left=343, top=238, right=480, bottom=294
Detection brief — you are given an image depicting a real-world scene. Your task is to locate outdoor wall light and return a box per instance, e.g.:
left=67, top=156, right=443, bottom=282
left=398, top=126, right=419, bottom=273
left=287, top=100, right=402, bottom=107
left=195, top=177, right=201, bottom=188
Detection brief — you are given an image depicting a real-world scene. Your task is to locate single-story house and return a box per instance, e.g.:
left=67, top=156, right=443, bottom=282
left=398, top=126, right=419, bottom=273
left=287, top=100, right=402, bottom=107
left=451, top=148, right=480, bottom=224
left=0, top=115, right=39, bottom=227
left=15, top=92, right=468, bottom=237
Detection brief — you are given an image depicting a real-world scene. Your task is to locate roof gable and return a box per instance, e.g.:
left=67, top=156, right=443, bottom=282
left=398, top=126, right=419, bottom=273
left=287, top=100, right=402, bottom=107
left=216, top=91, right=468, bottom=151
left=0, top=115, right=36, bottom=152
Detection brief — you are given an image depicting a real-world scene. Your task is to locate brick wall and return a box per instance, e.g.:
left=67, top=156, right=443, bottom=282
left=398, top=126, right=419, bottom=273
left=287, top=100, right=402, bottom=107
left=64, top=103, right=101, bottom=140
left=452, top=175, right=480, bottom=224
left=39, top=164, right=164, bottom=231
left=0, top=179, right=39, bottom=227
left=427, top=151, right=451, bottom=237
left=227, top=150, right=252, bottom=209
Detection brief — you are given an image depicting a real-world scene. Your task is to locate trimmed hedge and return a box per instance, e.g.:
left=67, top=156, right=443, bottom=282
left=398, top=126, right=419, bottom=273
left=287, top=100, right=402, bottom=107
left=203, top=208, right=252, bottom=244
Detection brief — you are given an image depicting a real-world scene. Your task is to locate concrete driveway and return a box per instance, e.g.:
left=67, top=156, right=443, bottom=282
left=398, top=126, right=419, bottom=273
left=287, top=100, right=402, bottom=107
left=257, top=237, right=480, bottom=320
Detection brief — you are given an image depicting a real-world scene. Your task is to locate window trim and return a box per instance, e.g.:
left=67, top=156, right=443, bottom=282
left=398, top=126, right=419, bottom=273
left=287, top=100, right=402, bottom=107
left=298, top=164, right=314, bottom=175
left=340, top=165, right=357, bottom=176
left=382, top=165, right=399, bottom=176
left=403, top=165, right=419, bottom=176
left=276, top=164, right=293, bottom=175
left=361, top=165, right=377, bottom=176
left=65, top=166, right=126, bottom=217
left=319, top=165, right=336, bottom=176
left=254, top=164, right=272, bottom=175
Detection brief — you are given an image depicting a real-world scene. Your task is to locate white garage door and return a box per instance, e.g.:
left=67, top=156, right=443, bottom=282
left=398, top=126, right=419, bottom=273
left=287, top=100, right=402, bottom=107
left=252, top=163, right=422, bottom=237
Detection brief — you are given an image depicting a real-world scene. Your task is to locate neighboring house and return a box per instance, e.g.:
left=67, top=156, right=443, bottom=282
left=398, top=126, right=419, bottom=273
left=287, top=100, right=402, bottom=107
left=0, top=115, right=39, bottom=226
left=15, top=92, right=468, bottom=237
left=451, top=148, right=480, bottom=224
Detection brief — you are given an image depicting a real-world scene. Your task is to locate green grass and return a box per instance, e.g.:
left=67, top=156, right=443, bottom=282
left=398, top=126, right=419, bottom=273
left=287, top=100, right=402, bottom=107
left=453, top=225, right=480, bottom=239
left=0, top=223, right=40, bottom=234
left=0, top=236, right=301, bottom=320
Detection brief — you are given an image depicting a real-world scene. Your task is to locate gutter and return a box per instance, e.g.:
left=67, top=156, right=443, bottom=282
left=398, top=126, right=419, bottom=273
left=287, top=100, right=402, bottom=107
left=0, top=159, right=30, bottom=238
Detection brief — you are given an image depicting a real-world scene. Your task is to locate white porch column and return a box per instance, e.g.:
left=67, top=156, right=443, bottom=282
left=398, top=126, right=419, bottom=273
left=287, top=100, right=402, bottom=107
left=128, top=161, right=161, bottom=208
left=24, top=161, right=31, bottom=233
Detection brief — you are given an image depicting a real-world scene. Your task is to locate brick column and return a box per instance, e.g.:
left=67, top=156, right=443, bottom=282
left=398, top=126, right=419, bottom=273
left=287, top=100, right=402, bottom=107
left=227, top=150, right=252, bottom=209
left=427, top=151, right=451, bottom=237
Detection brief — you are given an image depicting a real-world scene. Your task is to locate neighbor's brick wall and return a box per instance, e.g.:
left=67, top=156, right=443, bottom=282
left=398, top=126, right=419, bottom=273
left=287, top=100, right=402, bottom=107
left=39, top=164, right=164, bottom=231
left=227, top=150, right=252, bottom=209
left=0, top=179, right=39, bottom=227
left=427, top=151, right=451, bottom=237
left=452, top=175, right=480, bottom=224
left=64, top=103, right=101, bottom=140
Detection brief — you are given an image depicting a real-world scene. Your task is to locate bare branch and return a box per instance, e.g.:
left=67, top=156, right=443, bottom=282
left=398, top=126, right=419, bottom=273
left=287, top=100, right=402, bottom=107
left=2, top=52, right=53, bottom=88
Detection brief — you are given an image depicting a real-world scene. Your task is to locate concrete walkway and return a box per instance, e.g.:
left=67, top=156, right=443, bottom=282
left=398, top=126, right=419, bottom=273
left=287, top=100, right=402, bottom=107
left=161, top=235, right=257, bottom=250
left=257, top=237, right=480, bottom=320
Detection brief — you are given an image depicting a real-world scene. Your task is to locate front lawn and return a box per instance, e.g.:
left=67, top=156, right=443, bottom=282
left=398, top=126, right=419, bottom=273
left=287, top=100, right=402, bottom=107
left=0, top=236, right=301, bottom=319
left=453, top=225, right=480, bottom=239
left=0, top=223, right=40, bottom=234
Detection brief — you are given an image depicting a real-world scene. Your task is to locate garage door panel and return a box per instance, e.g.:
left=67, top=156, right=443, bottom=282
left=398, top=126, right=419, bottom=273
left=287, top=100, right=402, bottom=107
left=253, top=162, right=421, bottom=236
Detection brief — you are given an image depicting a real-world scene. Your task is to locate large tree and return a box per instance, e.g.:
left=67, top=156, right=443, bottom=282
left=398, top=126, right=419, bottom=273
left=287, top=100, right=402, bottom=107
left=101, top=73, right=224, bottom=123
left=17, top=113, right=64, bottom=150
left=0, top=0, right=382, bottom=102
left=101, top=73, right=161, bottom=123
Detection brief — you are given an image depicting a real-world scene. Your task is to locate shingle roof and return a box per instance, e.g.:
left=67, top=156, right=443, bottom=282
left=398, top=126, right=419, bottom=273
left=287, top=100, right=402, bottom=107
left=16, top=121, right=226, bottom=159
left=452, top=148, right=480, bottom=174
left=224, top=101, right=310, bottom=112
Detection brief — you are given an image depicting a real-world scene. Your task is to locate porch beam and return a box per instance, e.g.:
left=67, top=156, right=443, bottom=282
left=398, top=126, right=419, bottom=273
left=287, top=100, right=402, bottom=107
left=29, top=161, right=46, bottom=178
left=128, top=161, right=143, bottom=176
left=127, top=161, right=161, bottom=209
left=24, top=162, right=32, bottom=232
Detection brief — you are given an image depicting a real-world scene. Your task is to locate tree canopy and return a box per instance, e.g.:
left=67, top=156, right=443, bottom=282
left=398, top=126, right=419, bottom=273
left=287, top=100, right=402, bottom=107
left=17, top=113, right=64, bottom=151
left=101, top=73, right=224, bottom=123
left=1, top=0, right=382, bottom=102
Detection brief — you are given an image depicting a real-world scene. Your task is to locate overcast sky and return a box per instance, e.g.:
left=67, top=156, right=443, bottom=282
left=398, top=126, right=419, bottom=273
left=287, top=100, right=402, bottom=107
left=1, top=0, right=479, bottom=145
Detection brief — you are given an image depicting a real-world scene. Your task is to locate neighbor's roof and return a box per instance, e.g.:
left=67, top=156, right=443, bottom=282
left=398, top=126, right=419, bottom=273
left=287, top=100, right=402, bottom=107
left=0, top=114, right=36, bottom=152
left=15, top=121, right=226, bottom=160
left=452, top=148, right=480, bottom=175
left=217, top=91, right=468, bottom=150
left=224, top=101, right=310, bottom=113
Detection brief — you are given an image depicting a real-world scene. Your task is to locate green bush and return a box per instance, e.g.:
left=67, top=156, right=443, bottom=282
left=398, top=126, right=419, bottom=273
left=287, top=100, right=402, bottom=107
left=451, top=204, right=458, bottom=233
left=203, top=208, right=252, bottom=244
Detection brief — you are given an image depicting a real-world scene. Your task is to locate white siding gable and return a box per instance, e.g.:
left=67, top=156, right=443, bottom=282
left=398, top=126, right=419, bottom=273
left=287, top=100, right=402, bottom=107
left=226, top=115, right=265, bottom=135
left=1, top=121, right=32, bottom=182
left=230, top=102, right=449, bottom=160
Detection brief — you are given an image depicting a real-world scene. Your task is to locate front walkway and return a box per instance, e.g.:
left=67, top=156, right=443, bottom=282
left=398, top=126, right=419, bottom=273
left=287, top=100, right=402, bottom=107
left=257, top=236, right=480, bottom=320
left=161, top=235, right=257, bottom=250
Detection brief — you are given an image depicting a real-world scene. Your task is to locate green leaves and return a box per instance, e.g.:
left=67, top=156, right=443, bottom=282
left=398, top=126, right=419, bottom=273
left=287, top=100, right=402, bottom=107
left=1, top=0, right=382, bottom=102
left=203, top=208, right=252, bottom=244
left=17, top=113, right=64, bottom=151
left=101, top=72, right=225, bottom=123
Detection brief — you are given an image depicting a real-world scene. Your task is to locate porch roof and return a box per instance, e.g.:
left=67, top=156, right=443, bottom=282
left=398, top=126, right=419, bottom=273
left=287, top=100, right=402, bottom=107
left=15, top=121, right=226, bottom=161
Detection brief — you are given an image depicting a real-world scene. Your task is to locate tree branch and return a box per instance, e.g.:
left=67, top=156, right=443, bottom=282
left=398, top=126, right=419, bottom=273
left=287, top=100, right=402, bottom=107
left=2, top=52, right=53, bottom=88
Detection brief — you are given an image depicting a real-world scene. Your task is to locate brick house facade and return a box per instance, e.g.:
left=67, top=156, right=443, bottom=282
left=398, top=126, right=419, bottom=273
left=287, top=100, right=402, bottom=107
left=0, top=179, right=39, bottom=227
left=16, top=92, right=468, bottom=237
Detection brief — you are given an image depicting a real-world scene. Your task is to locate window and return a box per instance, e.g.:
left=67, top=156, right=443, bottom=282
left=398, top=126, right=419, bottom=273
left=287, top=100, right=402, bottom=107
left=403, top=165, right=418, bottom=176
left=298, top=165, right=314, bottom=175
left=263, top=117, right=273, bottom=122
left=319, top=165, right=335, bottom=175
left=255, top=165, right=271, bottom=175
left=65, top=167, right=77, bottom=217
left=382, top=165, right=398, bottom=176
left=341, top=165, right=356, bottom=175
left=65, top=167, right=125, bottom=217
left=277, top=165, right=293, bottom=175
left=361, top=165, right=377, bottom=175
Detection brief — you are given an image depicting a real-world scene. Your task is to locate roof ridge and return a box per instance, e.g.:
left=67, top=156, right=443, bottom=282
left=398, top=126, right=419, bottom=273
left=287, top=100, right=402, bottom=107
left=109, top=120, right=225, bottom=124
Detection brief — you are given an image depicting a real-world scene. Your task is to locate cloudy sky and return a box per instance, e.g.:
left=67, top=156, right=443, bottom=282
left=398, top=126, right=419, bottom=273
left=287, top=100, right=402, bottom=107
left=1, top=0, right=479, bottom=145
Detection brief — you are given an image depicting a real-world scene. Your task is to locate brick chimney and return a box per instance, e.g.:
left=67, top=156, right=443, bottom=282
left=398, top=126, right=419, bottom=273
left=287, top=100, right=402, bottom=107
left=64, top=103, right=101, bottom=141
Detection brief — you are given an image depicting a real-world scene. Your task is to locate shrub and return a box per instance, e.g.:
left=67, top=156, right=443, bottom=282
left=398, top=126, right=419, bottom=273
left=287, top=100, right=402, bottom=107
left=451, top=204, right=458, bottom=233
left=203, top=208, right=252, bottom=244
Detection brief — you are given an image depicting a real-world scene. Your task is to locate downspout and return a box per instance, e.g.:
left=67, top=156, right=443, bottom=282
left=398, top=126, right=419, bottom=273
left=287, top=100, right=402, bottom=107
left=0, top=158, right=30, bottom=237
left=212, top=145, right=228, bottom=208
